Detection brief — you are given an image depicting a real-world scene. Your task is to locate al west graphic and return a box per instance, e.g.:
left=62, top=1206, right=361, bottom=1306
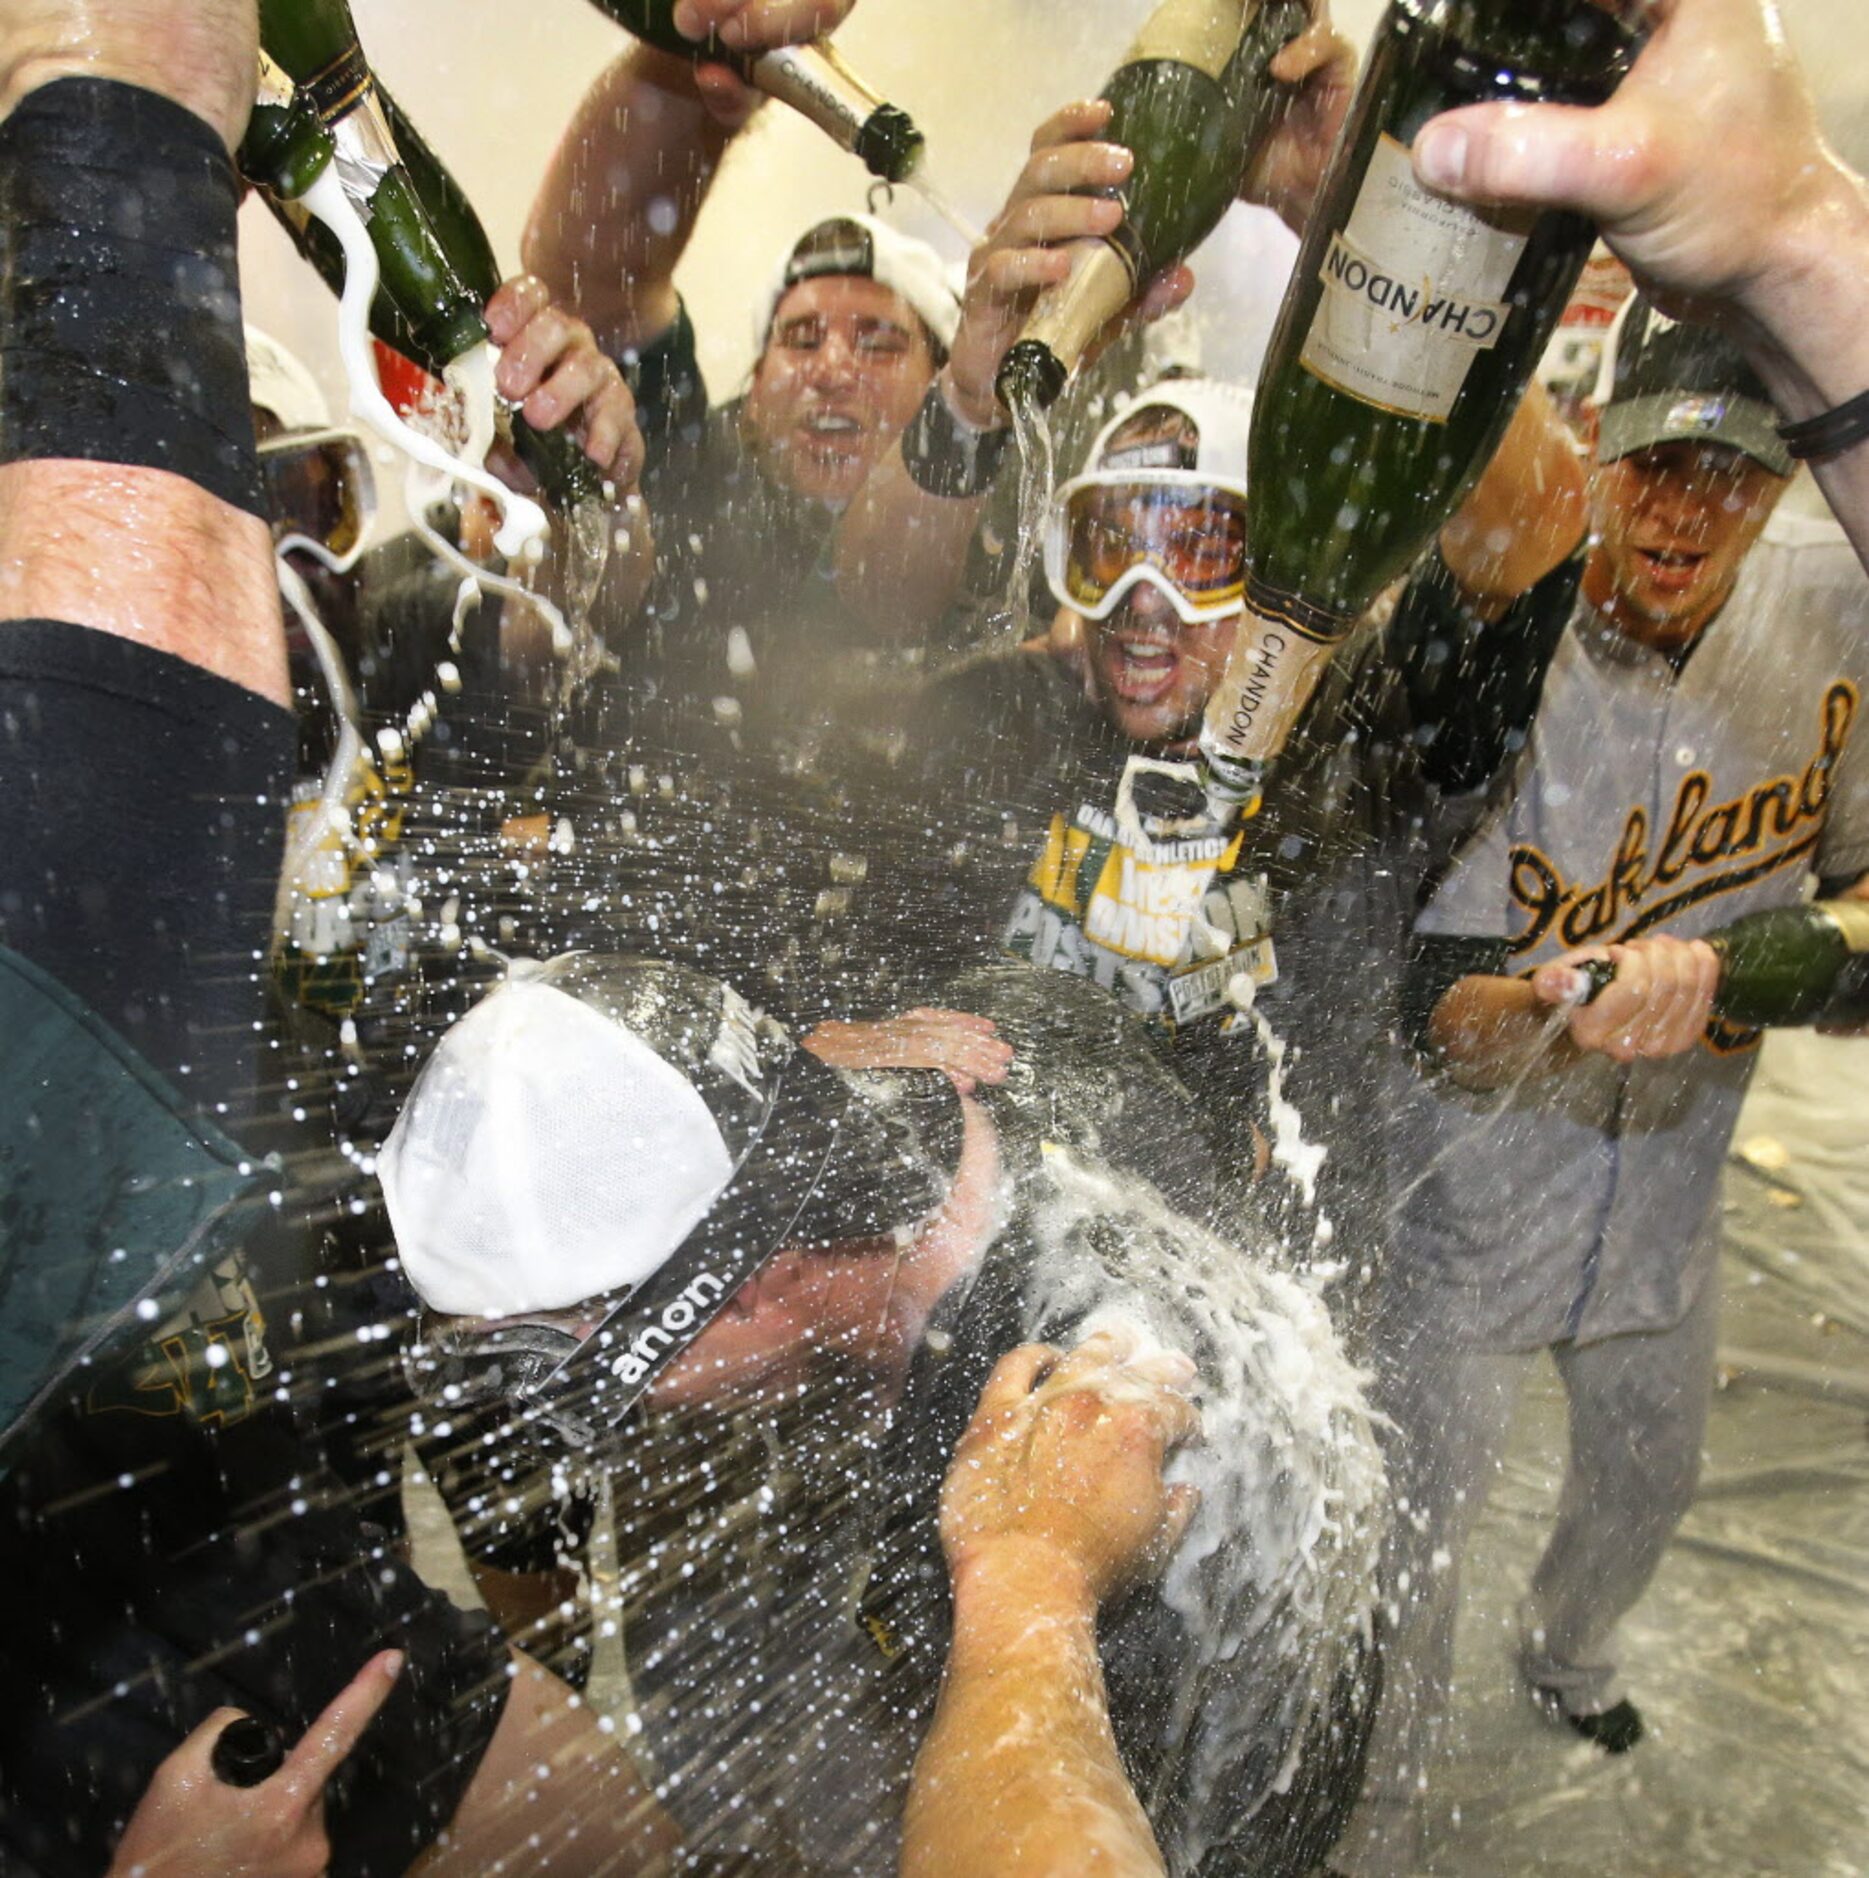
left=1002, top=759, right=1276, bottom=1035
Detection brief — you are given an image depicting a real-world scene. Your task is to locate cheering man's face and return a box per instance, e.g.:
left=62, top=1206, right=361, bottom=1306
left=1587, top=440, right=1788, bottom=656
left=743, top=275, right=938, bottom=510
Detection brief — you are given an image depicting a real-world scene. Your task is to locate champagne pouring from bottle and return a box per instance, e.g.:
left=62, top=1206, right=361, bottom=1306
left=245, top=0, right=609, bottom=563
left=989, top=0, right=1313, bottom=640
left=1197, top=0, right=1659, bottom=826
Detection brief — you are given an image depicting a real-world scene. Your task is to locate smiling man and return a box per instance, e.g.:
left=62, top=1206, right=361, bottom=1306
left=1333, top=296, right=1869, bottom=1876
left=844, top=373, right=1587, bottom=1250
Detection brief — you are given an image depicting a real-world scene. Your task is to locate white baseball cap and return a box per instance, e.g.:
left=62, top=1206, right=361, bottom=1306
left=755, top=213, right=963, bottom=357
left=380, top=953, right=965, bottom=1418
left=245, top=324, right=332, bottom=432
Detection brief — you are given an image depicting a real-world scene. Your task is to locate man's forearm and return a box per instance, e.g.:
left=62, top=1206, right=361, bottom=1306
left=1428, top=973, right=1581, bottom=1092
left=1438, top=382, right=1587, bottom=615
left=905, top=1541, right=1164, bottom=1878
left=0, top=465, right=281, bottom=703
left=0, top=55, right=283, bottom=704
left=832, top=437, right=988, bottom=640
left=1738, top=169, right=1869, bottom=571
left=524, top=45, right=732, bottom=357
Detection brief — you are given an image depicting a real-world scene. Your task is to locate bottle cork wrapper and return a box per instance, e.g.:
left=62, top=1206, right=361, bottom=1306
left=1125, top=0, right=1255, bottom=81
left=1819, top=899, right=1869, bottom=953
left=1201, top=594, right=1346, bottom=769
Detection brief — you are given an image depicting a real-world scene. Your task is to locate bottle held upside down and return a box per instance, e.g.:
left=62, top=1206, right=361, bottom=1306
left=1198, top=0, right=1655, bottom=820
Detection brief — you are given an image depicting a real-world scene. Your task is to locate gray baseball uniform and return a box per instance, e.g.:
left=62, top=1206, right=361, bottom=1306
left=1337, top=509, right=1869, bottom=1877
left=1400, top=507, right=1869, bottom=1348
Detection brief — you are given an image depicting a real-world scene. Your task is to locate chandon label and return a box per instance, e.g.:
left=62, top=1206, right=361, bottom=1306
left=1200, top=598, right=1345, bottom=768
left=755, top=42, right=876, bottom=145
left=1300, top=133, right=1530, bottom=422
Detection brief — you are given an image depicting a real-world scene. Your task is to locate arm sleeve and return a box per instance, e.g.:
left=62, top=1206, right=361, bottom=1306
left=1397, top=932, right=1515, bottom=1058
left=0, top=621, right=293, bottom=1127
left=616, top=295, right=709, bottom=485
left=1386, top=546, right=1581, bottom=794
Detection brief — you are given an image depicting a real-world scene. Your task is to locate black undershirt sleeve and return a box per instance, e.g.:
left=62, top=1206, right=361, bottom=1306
left=0, top=622, right=294, bottom=1127
left=616, top=295, right=709, bottom=486
left=1398, top=932, right=1514, bottom=1059
left=1388, top=546, right=1582, bottom=795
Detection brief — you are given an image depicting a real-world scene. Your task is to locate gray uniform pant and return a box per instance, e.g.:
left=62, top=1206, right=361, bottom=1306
left=1333, top=1269, right=1720, bottom=1876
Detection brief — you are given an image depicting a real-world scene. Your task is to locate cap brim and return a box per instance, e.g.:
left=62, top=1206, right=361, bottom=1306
left=785, top=1061, right=964, bottom=1245
left=1598, top=393, right=1792, bottom=477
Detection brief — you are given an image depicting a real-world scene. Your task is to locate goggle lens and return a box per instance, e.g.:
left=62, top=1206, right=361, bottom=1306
left=1061, top=484, right=1247, bottom=616
left=261, top=430, right=374, bottom=564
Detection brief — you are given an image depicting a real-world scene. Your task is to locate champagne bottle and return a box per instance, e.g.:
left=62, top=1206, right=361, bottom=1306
left=1580, top=902, right=1869, bottom=1029
left=1198, top=0, right=1653, bottom=818
left=589, top=0, right=923, bottom=183
left=249, top=3, right=602, bottom=511
left=996, top=0, right=1311, bottom=414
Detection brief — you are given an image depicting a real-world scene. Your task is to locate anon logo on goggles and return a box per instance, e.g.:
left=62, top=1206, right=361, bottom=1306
left=1051, top=477, right=1249, bottom=624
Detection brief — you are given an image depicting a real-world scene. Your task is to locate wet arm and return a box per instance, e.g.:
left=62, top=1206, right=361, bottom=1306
left=904, top=1542, right=1165, bottom=1878
left=523, top=44, right=735, bottom=360
left=1424, top=971, right=1579, bottom=1092
left=1437, top=381, right=1588, bottom=618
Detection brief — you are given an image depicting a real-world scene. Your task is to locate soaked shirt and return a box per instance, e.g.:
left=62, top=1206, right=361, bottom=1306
left=1397, top=511, right=1869, bottom=1347
left=611, top=1186, right=1379, bottom=1878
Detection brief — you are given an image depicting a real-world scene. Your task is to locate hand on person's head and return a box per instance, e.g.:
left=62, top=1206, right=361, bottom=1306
left=801, top=1008, right=1013, bottom=1092
left=106, top=1650, right=402, bottom=1878
left=1409, top=0, right=1852, bottom=326
left=1532, top=935, right=1720, bottom=1062
left=944, top=100, right=1196, bottom=431
left=484, top=275, right=645, bottom=494
left=1243, top=1, right=1357, bottom=231
left=940, top=1329, right=1202, bottom=1607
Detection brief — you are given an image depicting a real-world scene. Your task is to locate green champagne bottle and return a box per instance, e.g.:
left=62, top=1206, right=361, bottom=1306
left=1199, top=0, right=1652, bottom=818
left=1582, top=902, right=1869, bottom=1028
left=589, top=0, right=923, bottom=183
left=249, top=2, right=602, bottom=511
left=996, top=0, right=1311, bottom=413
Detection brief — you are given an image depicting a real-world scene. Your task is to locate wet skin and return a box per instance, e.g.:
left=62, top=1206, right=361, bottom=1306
left=741, top=274, right=938, bottom=510
left=649, top=1087, right=1004, bottom=1408
left=1582, top=440, right=1790, bottom=658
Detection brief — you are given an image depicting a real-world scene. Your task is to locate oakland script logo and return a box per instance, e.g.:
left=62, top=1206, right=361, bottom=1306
left=1506, top=681, right=1859, bottom=958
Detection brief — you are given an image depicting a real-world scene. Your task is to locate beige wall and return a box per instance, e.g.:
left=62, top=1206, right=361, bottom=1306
left=240, top=0, right=1869, bottom=419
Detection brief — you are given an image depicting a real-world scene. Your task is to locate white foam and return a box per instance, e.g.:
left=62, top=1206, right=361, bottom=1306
left=299, top=166, right=547, bottom=562
left=1017, top=1145, right=1387, bottom=1859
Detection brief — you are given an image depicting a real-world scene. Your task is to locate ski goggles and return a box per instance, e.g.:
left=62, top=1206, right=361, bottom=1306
left=260, top=426, right=377, bottom=574
left=1045, top=471, right=1250, bottom=625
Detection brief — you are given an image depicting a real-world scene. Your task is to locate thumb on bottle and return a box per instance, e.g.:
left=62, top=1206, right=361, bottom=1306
left=1414, top=99, right=1659, bottom=221
left=1531, top=959, right=1592, bottom=1008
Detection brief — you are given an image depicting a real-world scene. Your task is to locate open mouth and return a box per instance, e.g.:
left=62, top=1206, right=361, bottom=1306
left=1635, top=545, right=1709, bottom=592
left=799, top=411, right=865, bottom=450
left=1104, top=637, right=1180, bottom=704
